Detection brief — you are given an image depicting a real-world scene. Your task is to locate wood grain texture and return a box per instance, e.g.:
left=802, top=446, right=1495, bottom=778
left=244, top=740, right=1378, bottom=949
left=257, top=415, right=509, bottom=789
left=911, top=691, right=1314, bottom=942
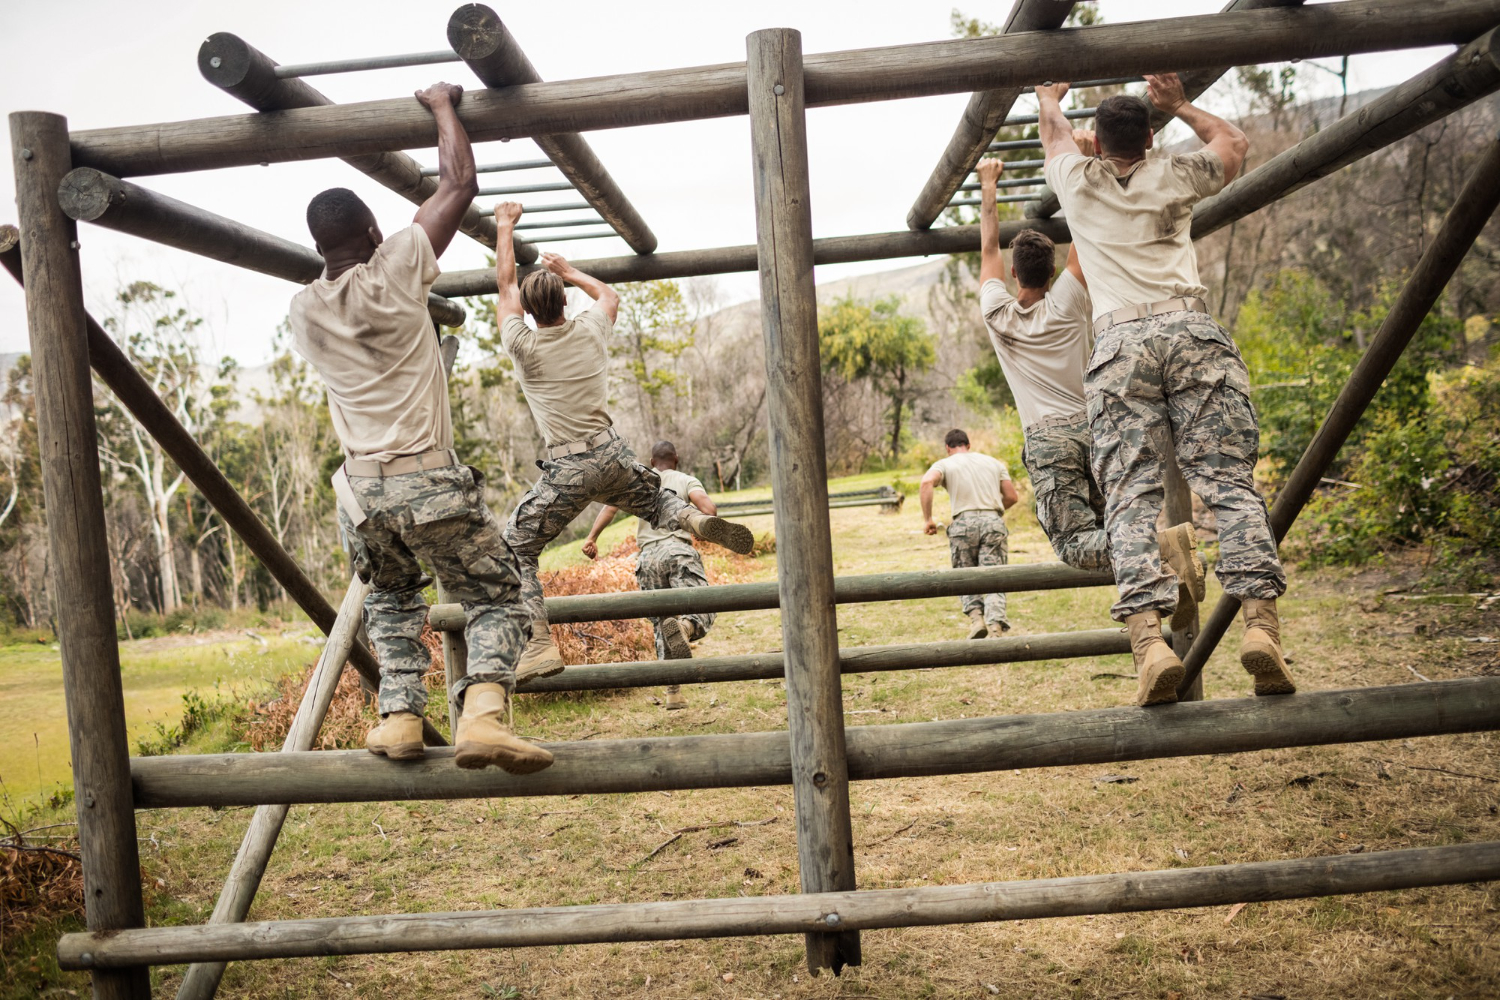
left=176, top=577, right=369, bottom=1000
left=906, top=0, right=1075, bottom=231
left=747, top=27, right=860, bottom=973
left=196, top=32, right=536, bottom=264
left=448, top=4, right=656, bottom=253
left=129, top=674, right=1500, bottom=810
left=10, top=111, right=151, bottom=1000
left=0, top=227, right=445, bottom=749
left=56, top=842, right=1500, bottom=968
left=1179, top=129, right=1500, bottom=694
left=69, top=1, right=1500, bottom=177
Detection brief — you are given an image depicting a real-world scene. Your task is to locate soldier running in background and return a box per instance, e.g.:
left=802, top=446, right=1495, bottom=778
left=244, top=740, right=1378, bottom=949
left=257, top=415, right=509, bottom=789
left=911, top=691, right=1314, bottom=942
left=974, top=156, right=1203, bottom=632
left=920, top=429, right=1019, bottom=638
left=492, top=204, right=754, bottom=685
left=1038, top=73, right=1295, bottom=707
left=290, top=83, right=550, bottom=774
left=582, top=440, right=719, bottom=711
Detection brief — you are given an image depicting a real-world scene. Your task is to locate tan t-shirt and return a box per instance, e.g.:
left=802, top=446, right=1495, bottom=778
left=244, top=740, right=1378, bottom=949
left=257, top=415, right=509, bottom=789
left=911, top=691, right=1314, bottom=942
left=1044, top=148, right=1225, bottom=320
left=500, top=305, right=613, bottom=448
left=290, top=225, right=451, bottom=463
left=980, top=270, right=1092, bottom=430
left=637, top=467, right=705, bottom=548
left=927, top=451, right=1011, bottom=517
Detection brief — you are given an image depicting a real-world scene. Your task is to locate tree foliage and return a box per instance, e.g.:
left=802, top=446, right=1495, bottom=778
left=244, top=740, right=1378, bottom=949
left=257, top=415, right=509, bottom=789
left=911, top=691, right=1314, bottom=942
left=819, top=294, right=936, bottom=463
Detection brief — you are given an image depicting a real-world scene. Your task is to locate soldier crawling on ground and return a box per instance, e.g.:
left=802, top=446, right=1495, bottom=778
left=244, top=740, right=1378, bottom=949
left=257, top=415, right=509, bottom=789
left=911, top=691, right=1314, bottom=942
left=581, top=440, right=720, bottom=711
left=973, top=156, right=1204, bottom=639
left=1037, top=72, right=1296, bottom=706
left=491, top=203, right=754, bottom=685
left=290, top=82, right=550, bottom=774
left=920, top=429, right=1019, bottom=639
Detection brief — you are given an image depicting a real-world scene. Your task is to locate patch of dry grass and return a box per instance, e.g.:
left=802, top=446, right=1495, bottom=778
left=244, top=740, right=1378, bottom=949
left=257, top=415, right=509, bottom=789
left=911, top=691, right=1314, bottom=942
left=14, top=500, right=1500, bottom=999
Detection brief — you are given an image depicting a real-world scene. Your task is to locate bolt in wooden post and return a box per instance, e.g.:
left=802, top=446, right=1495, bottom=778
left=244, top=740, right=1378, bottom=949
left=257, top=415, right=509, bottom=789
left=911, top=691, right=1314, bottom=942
left=9, top=110, right=151, bottom=999
left=745, top=28, right=860, bottom=976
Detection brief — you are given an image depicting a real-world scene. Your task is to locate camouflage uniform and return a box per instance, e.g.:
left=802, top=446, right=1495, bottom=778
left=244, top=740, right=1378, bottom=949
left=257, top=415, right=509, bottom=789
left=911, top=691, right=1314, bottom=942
left=504, top=434, right=692, bottom=630
left=1021, top=416, right=1112, bottom=572
left=946, top=510, right=1010, bottom=629
left=338, top=464, right=530, bottom=715
left=636, top=536, right=716, bottom=658
left=1086, top=310, right=1286, bottom=621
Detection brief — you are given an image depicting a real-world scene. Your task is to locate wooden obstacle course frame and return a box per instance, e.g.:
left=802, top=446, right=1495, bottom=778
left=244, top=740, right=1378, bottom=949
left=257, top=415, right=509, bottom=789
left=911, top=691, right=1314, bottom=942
left=7, top=4, right=1500, bottom=996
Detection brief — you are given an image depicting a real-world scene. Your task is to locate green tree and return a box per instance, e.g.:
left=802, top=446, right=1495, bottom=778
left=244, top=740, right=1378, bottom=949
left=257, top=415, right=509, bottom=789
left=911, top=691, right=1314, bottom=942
left=614, top=280, right=693, bottom=438
left=819, top=294, right=936, bottom=463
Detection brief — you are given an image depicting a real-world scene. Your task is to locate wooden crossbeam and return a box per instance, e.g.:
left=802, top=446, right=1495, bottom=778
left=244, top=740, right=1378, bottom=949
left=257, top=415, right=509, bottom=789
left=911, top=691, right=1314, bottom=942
left=69, top=0, right=1500, bottom=177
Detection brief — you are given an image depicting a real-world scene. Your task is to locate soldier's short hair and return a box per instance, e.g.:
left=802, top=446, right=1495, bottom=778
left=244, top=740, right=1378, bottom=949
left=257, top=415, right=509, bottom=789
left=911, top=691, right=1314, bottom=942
left=945, top=428, right=970, bottom=449
left=306, top=188, right=376, bottom=249
left=651, top=440, right=678, bottom=464
left=1094, top=94, right=1152, bottom=158
left=1011, top=229, right=1056, bottom=290
left=520, top=271, right=568, bottom=326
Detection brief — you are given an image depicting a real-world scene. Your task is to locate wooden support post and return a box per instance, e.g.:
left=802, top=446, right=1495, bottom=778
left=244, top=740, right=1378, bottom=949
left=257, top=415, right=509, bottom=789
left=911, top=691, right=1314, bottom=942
left=56, top=168, right=465, bottom=327
left=435, top=337, right=467, bottom=735
left=0, top=226, right=446, bottom=750
left=1177, top=129, right=1500, bottom=696
left=1027, top=0, right=1306, bottom=220
left=746, top=28, right=860, bottom=974
left=56, top=841, right=1500, bottom=969
left=447, top=4, right=658, bottom=254
left=1161, top=441, right=1203, bottom=701
left=68, top=0, right=1500, bottom=177
left=9, top=110, right=151, bottom=1000
left=128, top=675, right=1500, bottom=809
left=197, top=32, right=537, bottom=264
left=905, top=0, right=1075, bottom=231
left=176, top=577, right=369, bottom=1000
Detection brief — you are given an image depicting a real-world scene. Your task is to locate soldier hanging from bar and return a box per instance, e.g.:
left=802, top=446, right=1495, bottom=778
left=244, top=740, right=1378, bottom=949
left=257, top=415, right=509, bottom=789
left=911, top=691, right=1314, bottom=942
left=289, top=82, right=552, bottom=774
left=581, top=439, right=723, bottom=711
left=1036, top=73, right=1296, bottom=708
left=491, top=203, right=755, bottom=684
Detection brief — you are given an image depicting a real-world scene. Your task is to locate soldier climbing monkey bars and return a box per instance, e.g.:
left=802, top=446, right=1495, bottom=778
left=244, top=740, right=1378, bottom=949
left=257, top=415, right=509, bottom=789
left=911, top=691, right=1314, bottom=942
left=7, top=2, right=1500, bottom=998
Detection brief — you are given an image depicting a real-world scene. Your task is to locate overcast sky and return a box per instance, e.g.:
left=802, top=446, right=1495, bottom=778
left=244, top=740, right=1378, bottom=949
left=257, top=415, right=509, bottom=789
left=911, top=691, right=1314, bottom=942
left=0, top=1, right=1452, bottom=367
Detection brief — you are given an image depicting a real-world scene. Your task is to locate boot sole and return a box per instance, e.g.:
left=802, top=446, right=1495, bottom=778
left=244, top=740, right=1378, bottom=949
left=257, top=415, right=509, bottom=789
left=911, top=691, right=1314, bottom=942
left=1137, top=661, right=1185, bottom=707
left=660, top=618, right=693, bottom=660
left=664, top=701, right=687, bottom=711
left=1169, top=590, right=1198, bottom=635
left=1242, top=647, right=1297, bottom=696
left=694, top=516, right=755, bottom=555
left=515, top=659, right=566, bottom=686
left=368, top=743, right=424, bottom=761
left=967, top=622, right=989, bottom=640
left=454, top=743, right=555, bottom=774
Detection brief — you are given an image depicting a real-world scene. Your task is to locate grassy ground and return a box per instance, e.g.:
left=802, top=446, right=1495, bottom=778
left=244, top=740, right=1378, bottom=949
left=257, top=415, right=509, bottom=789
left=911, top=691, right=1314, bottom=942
left=0, top=629, right=316, bottom=815
left=6, top=472, right=1500, bottom=998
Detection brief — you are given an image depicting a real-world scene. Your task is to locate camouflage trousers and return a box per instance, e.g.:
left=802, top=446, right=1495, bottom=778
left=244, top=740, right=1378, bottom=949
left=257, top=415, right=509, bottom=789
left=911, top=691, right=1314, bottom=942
left=338, top=465, right=529, bottom=716
left=504, top=435, right=691, bottom=633
left=636, top=537, right=716, bottom=659
left=1085, top=311, right=1286, bottom=622
left=1022, top=416, right=1112, bottom=572
left=946, top=509, right=1010, bottom=627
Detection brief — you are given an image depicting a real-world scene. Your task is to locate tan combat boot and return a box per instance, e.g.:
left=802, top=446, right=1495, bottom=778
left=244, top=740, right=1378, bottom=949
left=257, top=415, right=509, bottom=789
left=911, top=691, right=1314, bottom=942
left=515, top=630, right=565, bottom=686
left=1126, top=611, right=1185, bottom=708
left=966, top=609, right=989, bottom=640
left=663, top=684, right=687, bottom=711
left=454, top=683, right=555, bottom=773
left=683, top=511, right=755, bottom=555
left=366, top=712, right=424, bottom=760
left=659, top=617, right=693, bottom=660
left=1240, top=598, right=1297, bottom=696
left=1158, top=522, right=1207, bottom=634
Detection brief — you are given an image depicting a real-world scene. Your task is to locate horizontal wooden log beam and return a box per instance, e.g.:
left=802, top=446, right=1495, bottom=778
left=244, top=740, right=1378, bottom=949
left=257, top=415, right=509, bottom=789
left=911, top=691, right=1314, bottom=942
left=448, top=5, right=655, bottom=253
left=128, top=676, right=1500, bottom=808
left=57, top=168, right=465, bottom=327
left=430, top=217, right=1073, bottom=296
left=438, top=562, right=1112, bottom=627
left=57, top=841, right=1500, bottom=968
left=197, top=32, right=536, bottom=265
left=514, top=627, right=1134, bottom=694
left=71, top=1, right=1500, bottom=177
left=1192, top=25, right=1500, bottom=238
